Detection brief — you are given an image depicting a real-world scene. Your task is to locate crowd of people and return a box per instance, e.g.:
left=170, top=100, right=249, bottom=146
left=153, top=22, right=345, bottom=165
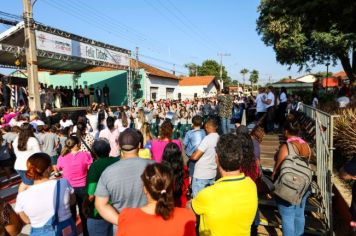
left=0, top=85, right=333, bottom=236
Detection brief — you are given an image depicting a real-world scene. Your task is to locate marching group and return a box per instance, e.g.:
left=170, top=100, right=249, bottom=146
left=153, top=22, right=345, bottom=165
left=0, top=87, right=318, bottom=236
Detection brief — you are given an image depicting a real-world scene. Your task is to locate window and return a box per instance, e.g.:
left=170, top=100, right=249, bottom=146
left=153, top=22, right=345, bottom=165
left=166, top=88, right=174, bottom=99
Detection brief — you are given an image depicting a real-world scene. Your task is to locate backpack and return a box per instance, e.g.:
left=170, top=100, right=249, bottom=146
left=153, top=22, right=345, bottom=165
left=274, top=142, right=312, bottom=205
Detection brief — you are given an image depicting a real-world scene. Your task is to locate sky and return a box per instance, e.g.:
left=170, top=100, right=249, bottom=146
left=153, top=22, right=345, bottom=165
left=0, top=0, right=343, bottom=84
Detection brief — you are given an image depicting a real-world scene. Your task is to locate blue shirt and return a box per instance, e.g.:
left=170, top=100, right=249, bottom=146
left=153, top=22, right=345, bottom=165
left=183, top=129, right=206, bottom=157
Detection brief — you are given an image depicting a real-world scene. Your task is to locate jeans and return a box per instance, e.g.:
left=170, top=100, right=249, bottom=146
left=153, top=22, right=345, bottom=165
left=276, top=191, right=310, bottom=236
left=87, top=218, right=113, bottom=236
left=192, top=177, right=214, bottom=197
left=30, top=217, right=76, bottom=236
left=16, top=169, right=34, bottom=185
left=70, top=187, right=89, bottom=236
left=220, top=117, right=230, bottom=134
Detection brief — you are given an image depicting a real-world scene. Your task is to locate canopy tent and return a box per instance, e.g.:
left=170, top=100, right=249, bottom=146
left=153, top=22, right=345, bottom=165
left=0, top=22, right=131, bottom=72
left=295, top=74, right=317, bottom=83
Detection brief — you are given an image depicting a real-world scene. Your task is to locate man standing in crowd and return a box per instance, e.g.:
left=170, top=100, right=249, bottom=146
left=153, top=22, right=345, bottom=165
left=95, top=85, right=102, bottom=103
left=255, top=87, right=267, bottom=121
left=89, top=85, right=95, bottom=105
left=217, top=88, right=233, bottom=134
left=190, top=118, right=219, bottom=197
left=103, top=84, right=110, bottom=105
left=74, top=86, right=79, bottom=107
left=263, top=86, right=275, bottom=133
left=84, top=85, right=90, bottom=107
left=192, top=133, right=258, bottom=235
left=67, top=86, right=74, bottom=107
left=95, top=129, right=154, bottom=234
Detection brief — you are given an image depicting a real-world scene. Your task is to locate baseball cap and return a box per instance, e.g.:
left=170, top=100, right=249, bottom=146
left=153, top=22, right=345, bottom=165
left=119, top=128, right=140, bottom=151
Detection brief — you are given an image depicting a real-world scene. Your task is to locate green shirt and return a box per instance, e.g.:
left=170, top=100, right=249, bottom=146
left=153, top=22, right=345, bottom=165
left=86, top=157, right=119, bottom=219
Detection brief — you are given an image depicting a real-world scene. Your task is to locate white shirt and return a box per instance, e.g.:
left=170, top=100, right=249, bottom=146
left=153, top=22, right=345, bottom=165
left=86, top=114, right=98, bottom=137
left=279, top=92, right=287, bottom=103
left=13, top=137, right=41, bottom=170
left=312, top=97, right=318, bottom=108
left=45, top=109, right=52, bottom=117
left=59, top=119, right=73, bottom=129
left=337, top=96, right=350, bottom=108
left=114, top=119, right=131, bottom=133
left=99, top=128, right=120, bottom=157
left=266, top=92, right=275, bottom=108
left=194, top=132, right=219, bottom=179
left=256, top=93, right=267, bottom=113
left=15, top=179, right=73, bottom=227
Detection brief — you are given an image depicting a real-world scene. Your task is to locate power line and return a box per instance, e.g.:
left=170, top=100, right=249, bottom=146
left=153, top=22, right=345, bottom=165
left=160, top=0, right=220, bottom=51
left=138, top=54, right=186, bottom=69
left=41, top=0, right=144, bottom=49
left=142, top=0, right=215, bottom=53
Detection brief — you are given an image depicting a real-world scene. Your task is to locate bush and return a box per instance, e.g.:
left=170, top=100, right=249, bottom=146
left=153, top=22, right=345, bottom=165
left=334, top=107, right=356, bottom=161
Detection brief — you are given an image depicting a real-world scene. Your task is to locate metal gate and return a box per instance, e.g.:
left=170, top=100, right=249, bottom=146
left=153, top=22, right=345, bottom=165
left=299, top=104, right=338, bottom=234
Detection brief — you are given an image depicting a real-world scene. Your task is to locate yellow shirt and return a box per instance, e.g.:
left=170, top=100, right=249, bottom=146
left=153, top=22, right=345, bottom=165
left=192, top=174, right=258, bottom=236
left=138, top=148, right=151, bottom=159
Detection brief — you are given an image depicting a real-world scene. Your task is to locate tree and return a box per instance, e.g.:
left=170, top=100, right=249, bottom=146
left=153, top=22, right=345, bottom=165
left=240, top=68, right=249, bottom=87
left=184, top=63, right=199, bottom=76
left=256, top=0, right=356, bottom=84
left=184, top=60, right=231, bottom=85
left=249, top=70, right=259, bottom=89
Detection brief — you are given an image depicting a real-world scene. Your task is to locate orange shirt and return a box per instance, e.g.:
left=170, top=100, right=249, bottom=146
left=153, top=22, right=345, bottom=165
left=117, top=207, right=196, bottom=236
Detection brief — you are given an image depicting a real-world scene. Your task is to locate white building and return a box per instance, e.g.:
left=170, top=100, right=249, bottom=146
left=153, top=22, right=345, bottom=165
left=178, top=76, right=220, bottom=99
left=132, top=60, right=180, bottom=101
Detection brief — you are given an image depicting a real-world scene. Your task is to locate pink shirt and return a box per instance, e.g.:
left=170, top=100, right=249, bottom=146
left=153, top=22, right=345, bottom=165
left=4, top=112, right=20, bottom=124
left=57, top=151, right=93, bottom=187
left=150, top=139, right=182, bottom=163
left=99, top=128, right=120, bottom=157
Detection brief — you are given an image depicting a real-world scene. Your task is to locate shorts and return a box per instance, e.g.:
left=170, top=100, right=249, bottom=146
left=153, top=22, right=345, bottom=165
left=50, top=155, right=58, bottom=165
left=16, top=170, right=34, bottom=185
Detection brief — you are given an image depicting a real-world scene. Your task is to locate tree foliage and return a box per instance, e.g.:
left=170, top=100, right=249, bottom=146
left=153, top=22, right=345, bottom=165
left=249, top=69, right=259, bottom=85
left=185, top=60, right=230, bottom=84
left=256, top=0, right=356, bottom=83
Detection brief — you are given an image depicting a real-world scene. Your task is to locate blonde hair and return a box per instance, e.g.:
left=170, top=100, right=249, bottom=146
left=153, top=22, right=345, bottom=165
left=140, top=122, right=153, bottom=146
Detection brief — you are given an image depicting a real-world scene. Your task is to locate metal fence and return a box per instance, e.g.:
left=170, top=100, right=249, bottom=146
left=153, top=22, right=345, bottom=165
left=299, top=104, right=338, bottom=234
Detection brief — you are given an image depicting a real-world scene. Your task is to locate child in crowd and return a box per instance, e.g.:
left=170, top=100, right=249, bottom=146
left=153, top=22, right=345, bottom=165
left=183, top=115, right=206, bottom=184
left=39, top=125, right=60, bottom=177
left=136, top=130, right=151, bottom=159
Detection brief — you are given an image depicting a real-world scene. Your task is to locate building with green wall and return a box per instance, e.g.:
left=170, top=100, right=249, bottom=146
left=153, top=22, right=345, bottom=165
left=36, top=69, right=145, bottom=106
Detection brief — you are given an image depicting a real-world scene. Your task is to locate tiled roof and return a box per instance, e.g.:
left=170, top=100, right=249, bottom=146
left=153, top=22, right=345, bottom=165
left=130, top=59, right=179, bottom=80
left=179, top=76, right=216, bottom=86
left=276, top=79, right=302, bottom=84
left=333, top=71, right=347, bottom=79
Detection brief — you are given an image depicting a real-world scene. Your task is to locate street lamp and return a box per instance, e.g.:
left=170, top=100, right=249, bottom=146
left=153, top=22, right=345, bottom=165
left=325, top=62, right=330, bottom=93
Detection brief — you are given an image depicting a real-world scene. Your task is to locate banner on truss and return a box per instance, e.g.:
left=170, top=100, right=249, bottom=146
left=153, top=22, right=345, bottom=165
left=35, top=30, right=130, bottom=67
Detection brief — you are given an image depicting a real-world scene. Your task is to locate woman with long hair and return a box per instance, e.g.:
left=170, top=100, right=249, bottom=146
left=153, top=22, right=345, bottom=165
left=76, top=122, right=95, bottom=154
left=140, top=122, right=153, bottom=149
left=99, top=116, right=120, bottom=157
left=134, top=108, right=146, bottom=130
left=117, top=163, right=196, bottom=236
left=57, top=136, right=93, bottom=236
left=272, top=120, right=312, bottom=236
left=150, top=120, right=182, bottom=163
left=162, top=143, right=189, bottom=208
left=14, top=153, right=76, bottom=236
left=13, top=123, right=41, bottom=189
left=115, top=111, right=130, bottom=133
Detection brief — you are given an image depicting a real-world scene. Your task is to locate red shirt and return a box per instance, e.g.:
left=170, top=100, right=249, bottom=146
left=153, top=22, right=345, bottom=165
left=117, top=208, right=196, bottom=236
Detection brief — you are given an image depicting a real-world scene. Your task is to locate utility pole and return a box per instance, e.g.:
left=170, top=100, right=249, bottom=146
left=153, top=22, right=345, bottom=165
left=23, top=0, right=41, bottom=112
left=217, top=52, right=230, bottom=90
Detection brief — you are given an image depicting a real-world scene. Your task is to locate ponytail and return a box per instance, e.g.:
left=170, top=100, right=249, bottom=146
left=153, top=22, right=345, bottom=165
left=156, top=189, right=174, bottom=220
left=141, top=163, right=175, bottom=220
left=26, top=153, right=51, bottom=180
left=61, top=136, right=80, bottom=156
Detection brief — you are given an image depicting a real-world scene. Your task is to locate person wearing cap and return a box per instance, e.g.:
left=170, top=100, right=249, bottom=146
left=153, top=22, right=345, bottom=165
left=94, top=128, right=154, bottom=234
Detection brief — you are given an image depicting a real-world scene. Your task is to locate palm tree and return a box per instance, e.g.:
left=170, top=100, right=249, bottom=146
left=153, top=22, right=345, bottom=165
left=249, top=70, right=259, bottom=90
left=240, top=68, right=249, bottom=91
